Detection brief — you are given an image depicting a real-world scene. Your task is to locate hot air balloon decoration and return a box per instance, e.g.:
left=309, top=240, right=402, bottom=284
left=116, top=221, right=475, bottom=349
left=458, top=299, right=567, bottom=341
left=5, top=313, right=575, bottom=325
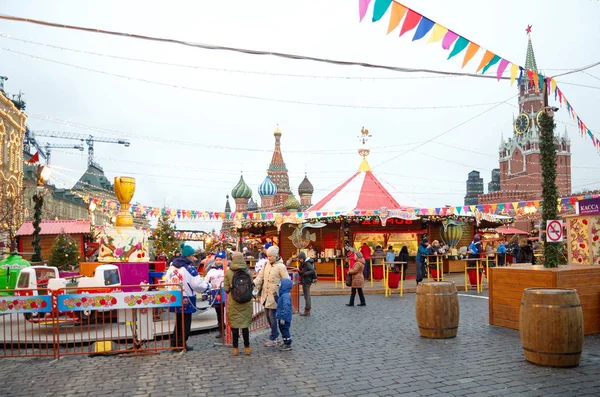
left=288, top=225, right=317, bottom=249
left=440, top=222, right=464, bottom=247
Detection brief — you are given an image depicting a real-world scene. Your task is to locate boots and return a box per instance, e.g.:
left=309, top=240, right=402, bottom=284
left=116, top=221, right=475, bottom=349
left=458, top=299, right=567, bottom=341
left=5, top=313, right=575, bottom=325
left=299, top=309, right=311, bottom=316
left=232, top=348, right=239, bottom=356
left=244, top=347, right=251, bottom=356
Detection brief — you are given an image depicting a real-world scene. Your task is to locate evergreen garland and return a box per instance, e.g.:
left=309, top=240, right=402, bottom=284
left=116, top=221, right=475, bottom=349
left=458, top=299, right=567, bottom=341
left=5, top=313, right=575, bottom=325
left=539, top=111, right=560, bottom=268
left=152, top=213, right=180, bottom=257
left=49, top=230, right=81, bottom=271
left=31, top=193, right=43, bottom=262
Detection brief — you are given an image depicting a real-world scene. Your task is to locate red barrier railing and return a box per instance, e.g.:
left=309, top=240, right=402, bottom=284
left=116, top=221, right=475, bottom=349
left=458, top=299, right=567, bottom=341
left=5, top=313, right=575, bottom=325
left=0, top=284, right=185, bottom=359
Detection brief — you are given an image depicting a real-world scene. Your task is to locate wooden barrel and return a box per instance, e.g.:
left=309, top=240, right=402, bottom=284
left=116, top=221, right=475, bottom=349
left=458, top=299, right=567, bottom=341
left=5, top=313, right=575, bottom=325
left=415, top=281, right=459, bottom=338
left=520, top=288, right=583, bottom=367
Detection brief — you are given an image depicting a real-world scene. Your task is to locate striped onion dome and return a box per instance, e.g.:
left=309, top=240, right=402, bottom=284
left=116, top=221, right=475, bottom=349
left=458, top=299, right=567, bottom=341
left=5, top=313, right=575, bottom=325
left=231, top=174, right=252, bottom=199
left=284, top=194, right=301, bottom=210
left=298, top=174, right=314, bottom=195
left=258, top=175, right=277, bottom=197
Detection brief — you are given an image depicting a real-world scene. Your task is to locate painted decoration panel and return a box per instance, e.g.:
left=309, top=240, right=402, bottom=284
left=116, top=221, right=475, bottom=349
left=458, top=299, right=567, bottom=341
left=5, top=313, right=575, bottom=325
left=0, top=296, right=52, bottom=314
left=569, top=217, right=590, bottom=264
left=591, top=217, right=600, bottom=265
left=57, top=290, right=182, bottom=312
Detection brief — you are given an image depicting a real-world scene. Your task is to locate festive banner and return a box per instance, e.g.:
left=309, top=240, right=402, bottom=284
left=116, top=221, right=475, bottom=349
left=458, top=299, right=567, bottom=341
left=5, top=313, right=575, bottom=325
left=360, top=0, right=598, bottom=151
left=0, top=296, right=52, bottom=314
left=56, top=290, right=182, bottom=312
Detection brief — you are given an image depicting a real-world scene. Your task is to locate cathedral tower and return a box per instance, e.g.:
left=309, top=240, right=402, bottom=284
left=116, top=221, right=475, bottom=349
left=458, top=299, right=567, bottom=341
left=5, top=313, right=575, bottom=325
left=267, top=126, right=291, bottom=209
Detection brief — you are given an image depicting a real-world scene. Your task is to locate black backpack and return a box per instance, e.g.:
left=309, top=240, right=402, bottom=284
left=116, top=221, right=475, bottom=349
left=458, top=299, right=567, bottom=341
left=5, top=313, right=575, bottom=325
left=231, top=270, right=253, bottom=303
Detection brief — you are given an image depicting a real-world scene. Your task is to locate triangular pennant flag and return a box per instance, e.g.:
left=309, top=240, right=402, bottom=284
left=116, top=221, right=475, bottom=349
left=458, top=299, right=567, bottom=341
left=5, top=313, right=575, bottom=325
left=456, top=206, right=462, bottom=214
left=359, top=0, right=373, bottom=22
left=441, top=30, right=458, bottom=50
left=497, top=203, right=505, bottom=213
left=512, top=202, right=519, bottom=210
left=435, top=208, right=441, bottom=215
left=387, top=1, right=407, bottom=33
left=447, top=36, right=469, bottom=59
left=469, top=205, right=476, bottom=213
left=517, top=67, right=524, bottom=86
left=412, top=16, right=435, bottom=41
left=510, top=63, right=519, bottom=85
left=427, top=23, right=447, bottom=43
left=532, top=73, right=540, bottom=93
left=372, top=0, right=392, bottom=22
left=481, top=54, right=501, bottom=74
left=476, top=50, right=496, bottom=73
left=461, top=42, right=480, bottom=68
left=496, top=58, right=509, bottom=80
left=399, top=9, right=422, bottom=37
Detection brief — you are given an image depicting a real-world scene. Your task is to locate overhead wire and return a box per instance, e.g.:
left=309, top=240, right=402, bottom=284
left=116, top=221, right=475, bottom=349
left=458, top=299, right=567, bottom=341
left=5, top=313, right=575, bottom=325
left=1, top=46, right=513, bottom=111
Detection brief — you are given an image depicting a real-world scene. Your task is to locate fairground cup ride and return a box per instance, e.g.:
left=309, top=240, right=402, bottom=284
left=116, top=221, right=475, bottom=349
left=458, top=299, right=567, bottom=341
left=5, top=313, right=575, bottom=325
left=98, top=177, right=149, bottom=263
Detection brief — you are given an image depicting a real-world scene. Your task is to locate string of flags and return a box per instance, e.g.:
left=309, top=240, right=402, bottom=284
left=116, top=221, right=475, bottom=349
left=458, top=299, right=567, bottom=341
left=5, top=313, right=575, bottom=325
left=359, top=0, right=598, bottom=151
left=84, top=194, right=598, bottom=223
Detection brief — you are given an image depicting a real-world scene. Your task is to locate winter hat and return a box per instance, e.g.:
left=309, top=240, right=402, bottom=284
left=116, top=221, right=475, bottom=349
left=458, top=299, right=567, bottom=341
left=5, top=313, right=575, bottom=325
left=474, top=235, right=481, bottom=242
left=180, top=243, right=195, bottom=257
left=264, top=242, right=273, bottom=249
left=215, top=250, right=227, bottom=259
left=297, top=252, right=307, bottom=260
left=266, top=245, right=279, bottom=257
left=232, top=251, right=244, bottom=262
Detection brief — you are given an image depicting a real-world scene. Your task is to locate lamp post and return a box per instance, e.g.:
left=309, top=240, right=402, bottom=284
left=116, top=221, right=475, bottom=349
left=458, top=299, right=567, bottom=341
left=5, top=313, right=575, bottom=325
left=31, top=165, right=51, bottom=262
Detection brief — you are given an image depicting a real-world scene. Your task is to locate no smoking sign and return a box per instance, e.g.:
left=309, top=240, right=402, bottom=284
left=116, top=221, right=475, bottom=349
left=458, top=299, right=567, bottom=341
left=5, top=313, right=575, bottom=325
left=546, top=220, right=564, bottom=242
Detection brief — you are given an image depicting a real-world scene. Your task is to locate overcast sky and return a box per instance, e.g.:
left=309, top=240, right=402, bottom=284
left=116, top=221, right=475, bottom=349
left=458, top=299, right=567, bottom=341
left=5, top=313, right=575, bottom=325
left=1, top=0, right=599, bottom=234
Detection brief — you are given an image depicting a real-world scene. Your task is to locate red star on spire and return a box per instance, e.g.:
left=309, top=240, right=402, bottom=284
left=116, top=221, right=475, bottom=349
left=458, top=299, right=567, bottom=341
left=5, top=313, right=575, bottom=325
left=526, top=25, right=532, bottom=34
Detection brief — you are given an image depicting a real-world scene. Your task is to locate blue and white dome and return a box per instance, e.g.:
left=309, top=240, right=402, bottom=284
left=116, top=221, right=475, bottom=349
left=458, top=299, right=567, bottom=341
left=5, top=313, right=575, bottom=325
left=259, top=175, right=277, bottom=197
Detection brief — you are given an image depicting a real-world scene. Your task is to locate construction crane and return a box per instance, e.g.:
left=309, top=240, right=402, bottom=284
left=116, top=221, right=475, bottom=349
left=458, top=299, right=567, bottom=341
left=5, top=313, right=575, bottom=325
left=29, top=130, right=130, bottom=167
left=44, top=143, right=85, bottom=165
left=23, top=128, right=87, bottom=165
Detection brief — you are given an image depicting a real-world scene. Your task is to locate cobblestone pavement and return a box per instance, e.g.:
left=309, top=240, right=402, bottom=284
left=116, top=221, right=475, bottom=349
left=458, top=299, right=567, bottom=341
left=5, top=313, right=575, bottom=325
left=2, top=292, right=599, bottom=396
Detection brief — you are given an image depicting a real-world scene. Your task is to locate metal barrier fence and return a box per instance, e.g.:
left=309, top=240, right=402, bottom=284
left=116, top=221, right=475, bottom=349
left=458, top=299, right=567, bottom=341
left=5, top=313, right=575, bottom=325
left=1, top=284, right=184, bottom=359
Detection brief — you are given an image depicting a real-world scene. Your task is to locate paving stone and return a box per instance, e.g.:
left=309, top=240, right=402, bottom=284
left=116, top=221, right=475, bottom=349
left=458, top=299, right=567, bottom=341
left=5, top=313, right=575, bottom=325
left=1, top=293, right=600, bottom=396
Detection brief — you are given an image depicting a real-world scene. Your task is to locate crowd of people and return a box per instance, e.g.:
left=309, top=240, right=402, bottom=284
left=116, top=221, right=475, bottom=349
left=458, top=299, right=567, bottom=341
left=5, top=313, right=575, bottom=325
left=162, top=241, right=317, bottom=355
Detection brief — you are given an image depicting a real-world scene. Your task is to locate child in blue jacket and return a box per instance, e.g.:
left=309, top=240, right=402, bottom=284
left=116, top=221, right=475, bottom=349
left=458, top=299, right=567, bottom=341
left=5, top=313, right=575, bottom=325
left=276, top=278, right=293, bottom=351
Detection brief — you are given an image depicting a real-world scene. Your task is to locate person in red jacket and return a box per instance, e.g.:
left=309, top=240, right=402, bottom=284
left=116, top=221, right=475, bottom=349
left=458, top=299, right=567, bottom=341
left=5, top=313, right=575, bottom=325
left=360, top=243, right=372, bottom=280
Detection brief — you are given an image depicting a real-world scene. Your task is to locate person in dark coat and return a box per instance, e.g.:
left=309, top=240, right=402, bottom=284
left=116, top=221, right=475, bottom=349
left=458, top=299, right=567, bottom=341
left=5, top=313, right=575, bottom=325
left=346, top=251, right=366, bottom=307
left=516, top=238, right=535, bottom=264
left=223, top=252, right=253, bottom=356
left=297, top=251, right=316, bottom=316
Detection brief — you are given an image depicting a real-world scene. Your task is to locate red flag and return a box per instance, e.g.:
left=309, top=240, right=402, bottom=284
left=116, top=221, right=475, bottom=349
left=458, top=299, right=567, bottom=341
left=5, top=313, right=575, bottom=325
left=28, top=152, right=40, bottom=164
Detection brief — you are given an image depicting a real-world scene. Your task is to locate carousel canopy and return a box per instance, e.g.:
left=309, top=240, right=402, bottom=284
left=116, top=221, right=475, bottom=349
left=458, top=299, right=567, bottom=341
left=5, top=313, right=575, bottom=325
left=309, top=158, right=418, bottom=213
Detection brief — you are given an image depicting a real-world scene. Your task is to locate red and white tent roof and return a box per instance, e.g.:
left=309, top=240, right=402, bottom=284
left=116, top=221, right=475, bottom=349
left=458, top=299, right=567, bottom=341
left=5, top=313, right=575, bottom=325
left=309, top=160, right=418, bottom=213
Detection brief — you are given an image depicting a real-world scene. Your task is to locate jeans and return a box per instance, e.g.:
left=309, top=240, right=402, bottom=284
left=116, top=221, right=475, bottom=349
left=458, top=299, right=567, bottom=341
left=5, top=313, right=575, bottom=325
left=349, top=288, right=366, bottom=305
left=278, top=320, right=292, bottom=345
left=171, top=312, right=192, bottom=347
left=215, top=304, right=223, bottom=334
left=265, top=308, right=279, bottom=341
left=232, top=328, right=250, bottom=348
left=416, top=261, right=426, bottom=282
left=302, top=283, right=312, bottom=311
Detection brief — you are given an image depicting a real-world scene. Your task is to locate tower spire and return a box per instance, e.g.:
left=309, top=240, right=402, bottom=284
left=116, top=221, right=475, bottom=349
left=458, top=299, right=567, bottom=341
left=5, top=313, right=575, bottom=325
left=524, top=26, right=538, bottom=72
left=267, top=125, right=291, bottom=208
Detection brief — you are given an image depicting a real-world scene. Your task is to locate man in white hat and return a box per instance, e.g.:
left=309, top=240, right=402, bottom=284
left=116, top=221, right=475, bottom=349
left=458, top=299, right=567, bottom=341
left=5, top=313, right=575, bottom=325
left=253, top=245, right=290, bottom=347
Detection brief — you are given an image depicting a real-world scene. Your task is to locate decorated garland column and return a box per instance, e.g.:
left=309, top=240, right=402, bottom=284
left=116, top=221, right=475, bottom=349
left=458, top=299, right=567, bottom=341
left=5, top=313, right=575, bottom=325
left=539, top=107, right=560, bottom=268
left=31, top=192, right=43, bottom=262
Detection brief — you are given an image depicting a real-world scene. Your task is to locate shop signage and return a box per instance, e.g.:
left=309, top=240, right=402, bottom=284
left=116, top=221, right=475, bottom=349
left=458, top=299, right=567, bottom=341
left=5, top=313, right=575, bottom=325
left=577, top=198, right=600, bottom=216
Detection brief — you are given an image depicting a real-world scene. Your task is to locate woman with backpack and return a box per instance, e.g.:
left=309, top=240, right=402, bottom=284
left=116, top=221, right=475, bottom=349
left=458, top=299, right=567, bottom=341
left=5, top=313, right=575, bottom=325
left=223, top=252, right=254, bottom=356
